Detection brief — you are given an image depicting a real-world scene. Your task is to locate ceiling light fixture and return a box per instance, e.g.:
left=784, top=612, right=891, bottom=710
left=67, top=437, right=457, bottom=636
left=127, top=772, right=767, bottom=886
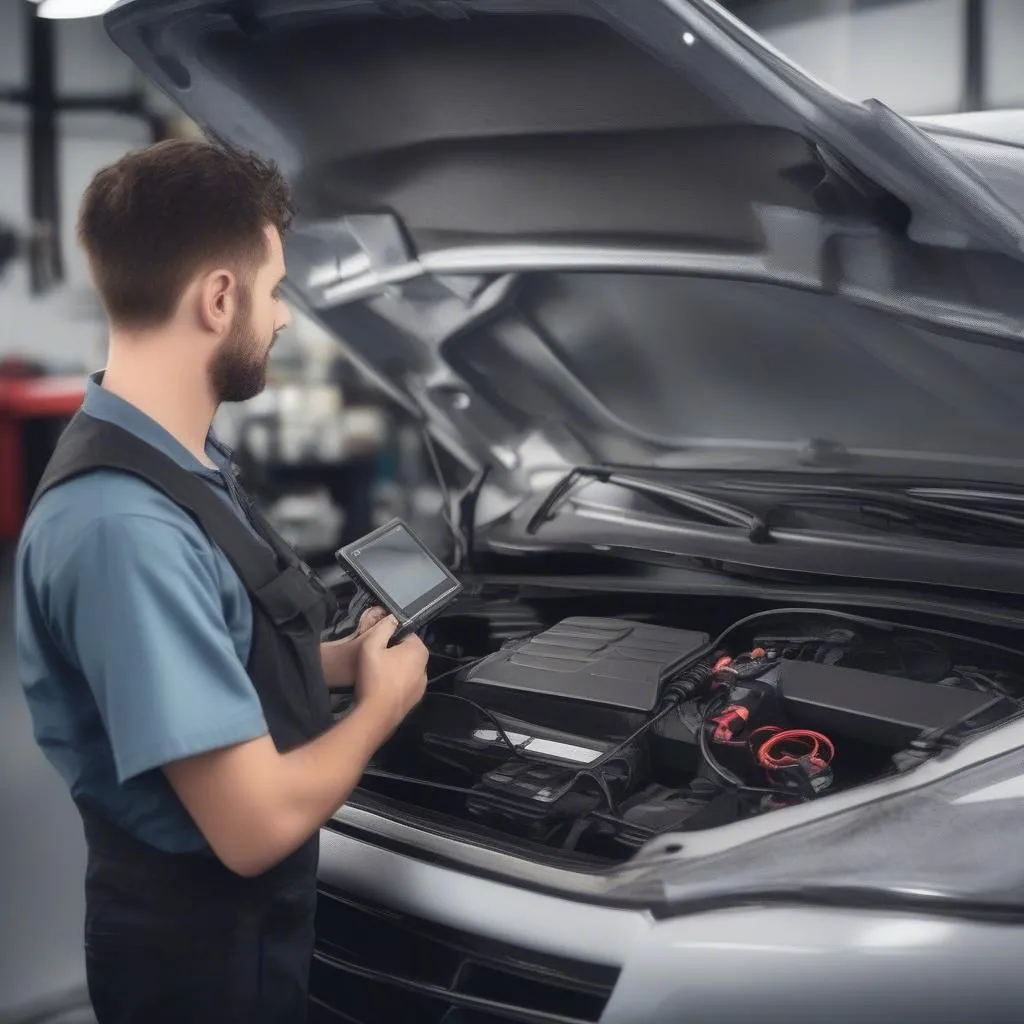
left=34, top=0, right=119, bottom=19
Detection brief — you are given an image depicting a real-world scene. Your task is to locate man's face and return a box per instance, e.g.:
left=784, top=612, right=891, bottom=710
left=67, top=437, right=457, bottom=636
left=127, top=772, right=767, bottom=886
left=208, top=225, right=291, bottom=404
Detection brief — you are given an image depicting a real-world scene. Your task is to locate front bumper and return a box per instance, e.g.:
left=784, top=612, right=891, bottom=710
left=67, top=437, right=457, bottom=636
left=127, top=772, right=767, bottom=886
left=314, top=826, right=1024, bottom=1023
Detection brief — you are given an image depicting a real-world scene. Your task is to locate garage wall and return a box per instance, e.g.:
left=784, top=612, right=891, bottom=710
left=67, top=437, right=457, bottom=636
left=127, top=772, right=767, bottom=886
left=0, top=4, right=165, bottom=367
left=738, top=0, right=1024, bottom=116
left=985, top=0, right=1024, bottom=108
left=741, top=0, right=966, bottom=114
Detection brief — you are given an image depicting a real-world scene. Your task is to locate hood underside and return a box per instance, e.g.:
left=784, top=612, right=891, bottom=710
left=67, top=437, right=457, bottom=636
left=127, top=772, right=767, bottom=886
left=107, top=0, right=1024, bottom=489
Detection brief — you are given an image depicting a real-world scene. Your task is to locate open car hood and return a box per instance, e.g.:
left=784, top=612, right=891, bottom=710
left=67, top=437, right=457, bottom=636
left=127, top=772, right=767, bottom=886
left=106, top=0, right=1024, bottom=492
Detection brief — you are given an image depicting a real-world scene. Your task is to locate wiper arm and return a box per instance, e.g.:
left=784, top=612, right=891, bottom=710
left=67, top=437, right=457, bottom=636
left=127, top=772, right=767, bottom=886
left=526, top=466, right=770, bottom=542
left=905, top=486, right=1024, bottom=510
left=751, top=483, right=1024, bottom=537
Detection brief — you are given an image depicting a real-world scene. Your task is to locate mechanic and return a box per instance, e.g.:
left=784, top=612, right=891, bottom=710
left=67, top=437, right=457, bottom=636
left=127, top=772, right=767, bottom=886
left=14, top=139, right=430, bottom=1023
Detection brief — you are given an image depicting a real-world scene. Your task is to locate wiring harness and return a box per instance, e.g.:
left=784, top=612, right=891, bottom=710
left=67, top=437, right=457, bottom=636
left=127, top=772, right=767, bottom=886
left=691, top=644, right=838, bottom=803
left=358, top=606, right=1024, bottom=854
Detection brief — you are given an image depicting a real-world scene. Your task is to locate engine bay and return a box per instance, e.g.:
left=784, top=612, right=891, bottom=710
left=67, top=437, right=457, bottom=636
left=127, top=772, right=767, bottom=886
left=340, top=600, right=1024, bottom=865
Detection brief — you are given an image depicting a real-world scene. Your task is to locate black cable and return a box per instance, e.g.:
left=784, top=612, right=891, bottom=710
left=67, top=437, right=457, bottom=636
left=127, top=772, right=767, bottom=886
left=514, top=659, right=714, bottom=818
left=368, top=696, right=650, bottom=832
left=711, top=606, right=1024, bottom=663
left=553, top=656, right=717, bottom=813
left=575, top=764, right=625, bottom=817
left=583, top=702, right=677, bottom=774
left=661, top=657, right=717, bottom=705
left=428, top=645, right=680, bottom=775
left=421, top=690, right=520, bottom=756
left=425, top=655, right=489, bottom=688
left=588, top=809, right=656, bottom=834
left=330, top=655, right=487, bottom=713
left=550, top=712, right=674, bottom=819
left=555, top=765, right=622, bottom=816
left=695, top=694, right=806, bottom=801
left=421, top=691, right=629, bottom=816
left=694, top=697, right=743, bottom=789
left=422, top=652, right=639, bottom=804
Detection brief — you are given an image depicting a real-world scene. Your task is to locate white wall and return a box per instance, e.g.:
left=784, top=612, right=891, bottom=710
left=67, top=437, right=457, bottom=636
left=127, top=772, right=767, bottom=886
left=745, top=0, right=1024, bottom=115
left=743, top=0, right=968, bottom=115
left=984, top=0, right=1024, bottom=108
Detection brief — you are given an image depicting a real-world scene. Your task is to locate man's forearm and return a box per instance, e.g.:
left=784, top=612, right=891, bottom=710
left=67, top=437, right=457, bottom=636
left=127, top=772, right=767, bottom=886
left=164, top=697, right=399, bottom=878
left=274, top=699, right=395, bottom=839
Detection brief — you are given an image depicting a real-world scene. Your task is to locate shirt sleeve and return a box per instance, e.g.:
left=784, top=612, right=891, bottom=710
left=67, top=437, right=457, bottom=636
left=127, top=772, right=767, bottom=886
left=48, top=511, right=269, bottom=783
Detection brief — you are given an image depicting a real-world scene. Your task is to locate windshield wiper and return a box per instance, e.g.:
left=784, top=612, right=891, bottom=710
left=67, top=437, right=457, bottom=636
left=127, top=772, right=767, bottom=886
left=905, top=486, right=1024, bottom=509
left=526, top=471, right=1024, bottom=548
left=743, top=483, right=1024, bottom=541
left=526, top=465, right=770, bottom=542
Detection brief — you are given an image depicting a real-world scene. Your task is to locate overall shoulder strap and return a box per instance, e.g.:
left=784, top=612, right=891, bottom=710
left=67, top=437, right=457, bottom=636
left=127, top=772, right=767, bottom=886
left=31, top=413, right=324, bottom=626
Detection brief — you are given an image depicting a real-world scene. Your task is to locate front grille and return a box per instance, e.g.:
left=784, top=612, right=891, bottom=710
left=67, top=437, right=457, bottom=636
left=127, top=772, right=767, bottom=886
left=309, top=887, right=620, bottom=1024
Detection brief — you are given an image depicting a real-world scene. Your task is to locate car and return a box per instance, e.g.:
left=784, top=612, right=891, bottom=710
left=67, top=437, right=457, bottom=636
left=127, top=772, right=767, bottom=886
left=103, top=1, right=1024, bottom=1021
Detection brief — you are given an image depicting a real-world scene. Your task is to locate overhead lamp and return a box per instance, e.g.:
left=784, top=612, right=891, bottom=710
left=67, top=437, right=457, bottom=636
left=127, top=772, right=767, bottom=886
left=32, top=0, right=119, bottom=18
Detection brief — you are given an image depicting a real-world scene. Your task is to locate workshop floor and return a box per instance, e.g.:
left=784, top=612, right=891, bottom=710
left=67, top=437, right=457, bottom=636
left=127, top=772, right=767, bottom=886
left=0, top=546, right=95, bottom=1022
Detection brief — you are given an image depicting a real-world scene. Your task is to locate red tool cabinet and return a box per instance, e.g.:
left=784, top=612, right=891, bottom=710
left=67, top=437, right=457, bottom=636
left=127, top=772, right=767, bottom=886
left=0, top=375, right=85, bottom=543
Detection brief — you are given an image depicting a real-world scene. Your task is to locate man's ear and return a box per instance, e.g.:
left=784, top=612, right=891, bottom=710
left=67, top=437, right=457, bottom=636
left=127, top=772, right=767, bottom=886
left=197, top=268, right=236, bottom=335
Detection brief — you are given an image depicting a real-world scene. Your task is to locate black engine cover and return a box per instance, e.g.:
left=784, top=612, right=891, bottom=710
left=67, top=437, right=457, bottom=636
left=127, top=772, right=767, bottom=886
left=456, top=617, right=708, bottom=738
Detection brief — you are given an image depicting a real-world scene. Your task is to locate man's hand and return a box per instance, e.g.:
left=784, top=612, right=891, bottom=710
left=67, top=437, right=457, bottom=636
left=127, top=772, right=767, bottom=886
left=320, top=605, right=389, bottom=689
left=354, top=614, right=429, bottom=727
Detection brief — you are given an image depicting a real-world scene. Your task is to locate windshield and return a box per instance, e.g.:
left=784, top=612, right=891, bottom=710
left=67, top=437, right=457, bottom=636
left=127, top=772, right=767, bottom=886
left=445, top=272, right=1024, bottom=479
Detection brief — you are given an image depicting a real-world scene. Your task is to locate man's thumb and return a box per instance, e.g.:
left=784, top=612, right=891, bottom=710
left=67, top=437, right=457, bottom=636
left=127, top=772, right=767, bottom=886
left=365, top=614, right=398, bottom=647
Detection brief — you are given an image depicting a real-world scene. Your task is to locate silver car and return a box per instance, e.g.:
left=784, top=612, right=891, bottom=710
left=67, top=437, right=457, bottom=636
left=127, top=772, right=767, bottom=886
left=106, top=1, right=1024, bottom=1021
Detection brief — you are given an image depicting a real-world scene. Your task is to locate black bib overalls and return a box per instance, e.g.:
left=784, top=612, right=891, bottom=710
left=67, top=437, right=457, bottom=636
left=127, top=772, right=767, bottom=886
left=29, top=410, right=339, bottom=1023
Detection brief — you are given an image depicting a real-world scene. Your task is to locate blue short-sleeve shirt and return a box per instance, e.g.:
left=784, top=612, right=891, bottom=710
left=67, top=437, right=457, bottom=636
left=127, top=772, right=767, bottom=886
left=14, top=374, right=269, bottom=853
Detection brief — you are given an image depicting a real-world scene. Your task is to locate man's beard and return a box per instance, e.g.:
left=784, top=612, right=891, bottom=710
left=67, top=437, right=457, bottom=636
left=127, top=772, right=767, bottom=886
left=207, top=288, right=274, bottom=404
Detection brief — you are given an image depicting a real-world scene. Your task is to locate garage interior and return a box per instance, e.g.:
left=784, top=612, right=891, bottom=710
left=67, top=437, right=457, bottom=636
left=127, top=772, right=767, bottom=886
left=1, top=1, right=1022, bottom=1021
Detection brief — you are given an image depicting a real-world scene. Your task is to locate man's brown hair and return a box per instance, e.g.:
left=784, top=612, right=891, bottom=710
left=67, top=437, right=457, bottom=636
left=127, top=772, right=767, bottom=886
left=77, top=138, right=295, bottom=330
